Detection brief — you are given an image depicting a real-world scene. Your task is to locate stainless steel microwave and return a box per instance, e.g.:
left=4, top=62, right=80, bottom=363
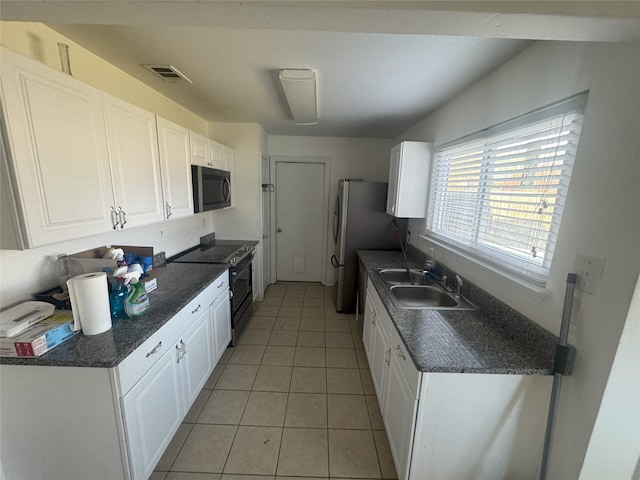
left=192, top=166, right=231, bottom=212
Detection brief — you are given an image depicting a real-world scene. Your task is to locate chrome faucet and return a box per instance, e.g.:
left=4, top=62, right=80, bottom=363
left=454, top=275, right=463, bottom=298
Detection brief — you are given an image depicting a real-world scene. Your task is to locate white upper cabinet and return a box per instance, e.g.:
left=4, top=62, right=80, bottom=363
left=102, top=94, right=165, bottom=229
left=1, top=47, right=114, bottom=247
left=208, top=139, right=224, bottom=170
left=1, top=48, right=199, bottom=248
left=189, top=131, right=210, bottom=168
left=156, top=117, right=194, bottom=220
left=189, top=130, right=226, bottom=170
left=386, top=141, right=432, bottom=218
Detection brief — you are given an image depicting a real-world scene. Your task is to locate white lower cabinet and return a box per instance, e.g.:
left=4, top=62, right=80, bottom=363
left=362, top=277, right=552, bottom=480
left=122, top=303, right=212, bottom=480
left=0, top=270, right=230, bottom=480
left=369, top=302, right=390, bottom=403
left=180, top=307, right=214, bottom=407
left=121, top=343, right=184, bottom=480
left=383, top=325, right=420, bottom=480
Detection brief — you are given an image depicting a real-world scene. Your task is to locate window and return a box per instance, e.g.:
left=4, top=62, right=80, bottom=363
left=425, top=93, right=588, bottom=286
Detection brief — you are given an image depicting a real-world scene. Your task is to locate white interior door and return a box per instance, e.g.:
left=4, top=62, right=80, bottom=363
left=261, top=154, right=271, bottom=290
left=275, top=161, right=325, bottom=282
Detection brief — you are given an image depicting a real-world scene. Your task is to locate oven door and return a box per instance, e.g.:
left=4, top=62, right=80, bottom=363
left=231, top=255, right=252, bottom=314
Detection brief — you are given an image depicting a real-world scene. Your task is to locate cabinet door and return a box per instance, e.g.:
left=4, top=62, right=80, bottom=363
left=121, top=345, right=184, bottom=480
left=208, top=139, right=224, bottom=169
left=362, top=291, right=376, bottom=361
left=179, top=308, right=213, bottom=409
left=190, top=131, right=209, bottom=167
left=386, top=144, right=401, bottom=216
left=383, top=326, right=421, bottom=480
left=386, top=141, right=431, bottom=218
left=1, top=47, right=114, bottom=247
left=210, top=287, right=232, bottom=364
left=383, top=353, right=419, bottom=480
left=370, top=312, right=390, bottom=408
left=157, top=117, right=193, bottom=220
left=103, top=94, right=164, bottom=228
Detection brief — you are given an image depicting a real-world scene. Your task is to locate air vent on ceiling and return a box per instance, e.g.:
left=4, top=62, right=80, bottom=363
left=142, top=64, right=193, bottom=84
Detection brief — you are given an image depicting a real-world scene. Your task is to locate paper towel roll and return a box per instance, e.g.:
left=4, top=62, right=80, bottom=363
left=68, top=272, right=112, bottom=335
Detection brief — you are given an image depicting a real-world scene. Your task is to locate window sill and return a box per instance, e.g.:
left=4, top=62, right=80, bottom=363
left=417, top=234, right=551, bottom=304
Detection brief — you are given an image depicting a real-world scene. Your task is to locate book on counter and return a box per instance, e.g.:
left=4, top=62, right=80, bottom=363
left=0, top=311, right=79, bottom=358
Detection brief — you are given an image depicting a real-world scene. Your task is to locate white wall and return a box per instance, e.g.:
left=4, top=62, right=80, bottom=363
left=0, top=22, right=209, bottom=134
left=208, top=122, right=266, bottom=241
left=268, top=135, right=396, bottom=285
left=401, top=40, right=640, bottom=479
left=580, top=274, right=640, bottom=480
left=0, top=214, right=216, bottom=308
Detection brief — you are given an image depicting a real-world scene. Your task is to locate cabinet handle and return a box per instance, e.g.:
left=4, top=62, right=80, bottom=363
left=110, top=206, right=118, bottom=230
left=175, top=341, right=187, bottom=362
left=371, top=312, right=376, bottom=326
left=118, top=206, right=127, bottom=228
left=146, top=341, right=162, bottom=357
left=395, top=345, right=406, bottom=361
left=165, top=202, right=172, bottom=219
left=385, top=347, right=391, bottom=366
left=191, top=304, right=202, bottom=314
left=216, top=281, right=224, bottom=289
left=229, top=290, right=234, bottom=299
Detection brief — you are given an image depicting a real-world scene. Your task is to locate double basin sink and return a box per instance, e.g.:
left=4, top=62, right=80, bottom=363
left=377, top=269, right=477, bottom=310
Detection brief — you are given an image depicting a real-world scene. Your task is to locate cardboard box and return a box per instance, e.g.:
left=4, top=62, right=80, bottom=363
left=70, top=245, right=160, bottom=292
left=140, top=266, right=164, bottom=293
left=0, top=312, right=78, bottom=357
left=70, top=245, right=154, bottom=273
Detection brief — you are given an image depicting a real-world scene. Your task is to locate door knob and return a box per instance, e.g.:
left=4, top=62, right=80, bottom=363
left=277, top=228, right=283, bottom=233
left=262, top=234, right=269, bottom=239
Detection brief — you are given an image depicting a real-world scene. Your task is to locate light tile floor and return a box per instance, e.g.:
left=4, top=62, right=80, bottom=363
left=151, top=283, right=397, bottom=480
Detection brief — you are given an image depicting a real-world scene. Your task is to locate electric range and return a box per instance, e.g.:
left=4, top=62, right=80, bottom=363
left=169, top=238, right=256, bottom=346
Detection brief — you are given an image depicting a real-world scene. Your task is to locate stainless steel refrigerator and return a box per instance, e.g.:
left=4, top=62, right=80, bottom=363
left=331, top=179, right=408, bottom=312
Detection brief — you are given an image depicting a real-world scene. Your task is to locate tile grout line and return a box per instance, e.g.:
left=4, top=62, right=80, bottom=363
left=161, top=283, right=389, bottom=479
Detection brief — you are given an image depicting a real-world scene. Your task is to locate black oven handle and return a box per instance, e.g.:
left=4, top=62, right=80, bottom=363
left=232, top=251, right=254, bottom=275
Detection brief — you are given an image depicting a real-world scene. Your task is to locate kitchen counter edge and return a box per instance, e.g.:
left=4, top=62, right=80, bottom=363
left=358, top=250, right=559, bottom=375
left=0, top=263, right=229, bottom=368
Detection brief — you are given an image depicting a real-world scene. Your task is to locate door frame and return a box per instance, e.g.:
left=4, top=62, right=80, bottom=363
left=260, top=153, right=271, bottom=291
left=269, top=156, right=331, bottom=285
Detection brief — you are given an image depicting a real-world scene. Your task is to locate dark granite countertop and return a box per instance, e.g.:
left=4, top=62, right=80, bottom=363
left=0, top=263, right=229, bottom=368
left=358, top=250, right=559, bottom=375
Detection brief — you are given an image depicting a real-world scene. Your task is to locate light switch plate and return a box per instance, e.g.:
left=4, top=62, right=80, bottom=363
left=574, top=253, right=605, bottom=295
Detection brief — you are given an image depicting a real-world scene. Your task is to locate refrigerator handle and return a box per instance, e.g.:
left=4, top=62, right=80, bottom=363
left=330, top=255, right=341, bottom=269
left=333, top=196, right=340, bottom=243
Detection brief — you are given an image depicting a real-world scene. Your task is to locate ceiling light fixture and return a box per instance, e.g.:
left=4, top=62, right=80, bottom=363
left=279, top=69, right=317, bottom=125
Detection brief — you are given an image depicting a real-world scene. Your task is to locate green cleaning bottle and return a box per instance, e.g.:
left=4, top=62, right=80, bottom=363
left=125, top=279, right=150, bottom=317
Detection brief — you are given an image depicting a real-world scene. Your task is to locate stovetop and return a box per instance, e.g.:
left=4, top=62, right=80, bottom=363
left=170, top=240, right=255, bottom=265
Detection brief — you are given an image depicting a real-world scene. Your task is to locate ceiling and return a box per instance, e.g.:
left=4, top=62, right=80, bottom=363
left=2, top=1, right=639, bottom=139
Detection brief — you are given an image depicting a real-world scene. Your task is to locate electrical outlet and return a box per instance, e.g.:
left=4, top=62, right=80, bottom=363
left=574, top=253, right=605, bottom=295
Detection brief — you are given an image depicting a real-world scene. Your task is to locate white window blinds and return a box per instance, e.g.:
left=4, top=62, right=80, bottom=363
left=426, top=93, right=588, bottom=285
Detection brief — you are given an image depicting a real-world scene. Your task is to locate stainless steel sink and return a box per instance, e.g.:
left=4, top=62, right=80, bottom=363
left=377, top=268, right=435, bottom=285
left=389, top=285, right=477, bottom=310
